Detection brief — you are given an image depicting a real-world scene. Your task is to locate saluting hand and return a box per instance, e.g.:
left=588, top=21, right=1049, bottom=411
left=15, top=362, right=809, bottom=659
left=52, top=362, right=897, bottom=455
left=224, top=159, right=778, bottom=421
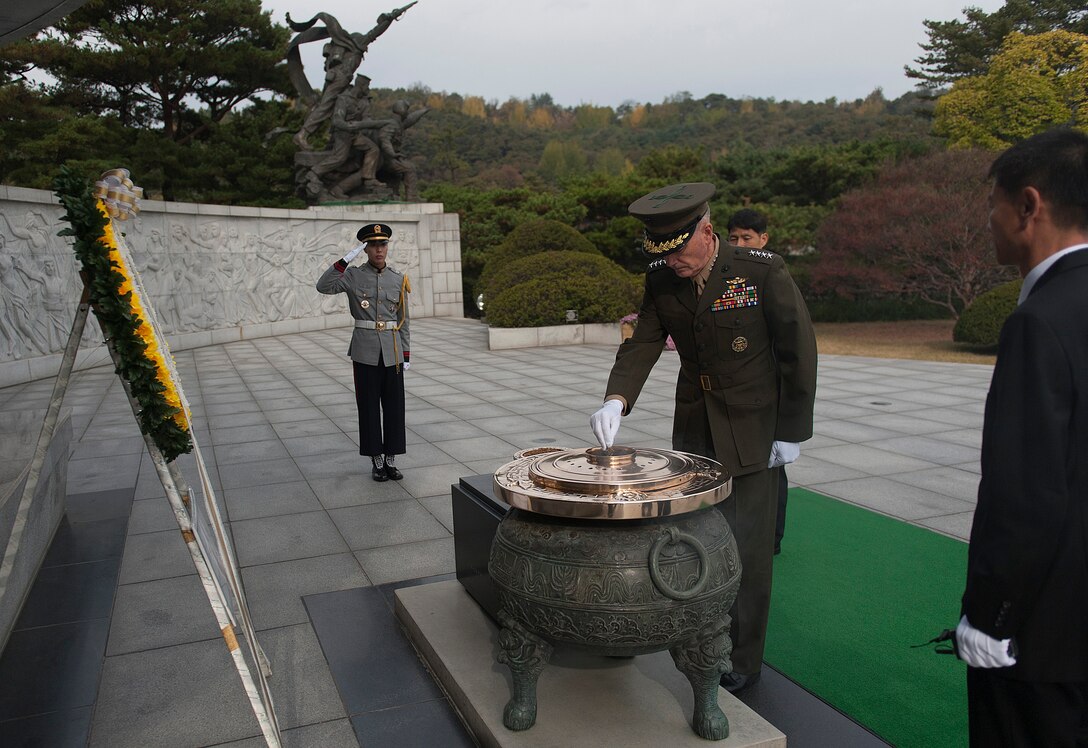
left=342, top=243, right=366, bottom=264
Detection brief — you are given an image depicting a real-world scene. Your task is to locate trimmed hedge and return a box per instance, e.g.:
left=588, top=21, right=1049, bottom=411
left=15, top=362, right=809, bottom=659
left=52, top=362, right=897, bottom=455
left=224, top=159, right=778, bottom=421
left=494, top=218, right=599, bottom=259
left=479, top=250, right=625, bottom=309
left=953, top=279, right=1023, bottom=348
left=478, top=217, right=640, bottom=328
left=479, top=219, right=600, bottom=298
left=486, top=253, right=642, bottom=327
left=489, top=270, right=639, bottom=326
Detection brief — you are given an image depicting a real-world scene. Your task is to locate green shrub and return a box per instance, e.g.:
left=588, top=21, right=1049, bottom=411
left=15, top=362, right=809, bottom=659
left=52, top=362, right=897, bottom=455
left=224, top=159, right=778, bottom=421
left=480, top=250, right=626, bottom=308
left=486, top=255, right=642, bottom=327
left=479, top=219, right=600, bottom=295
left=953, top=279, right=1023, bottom=348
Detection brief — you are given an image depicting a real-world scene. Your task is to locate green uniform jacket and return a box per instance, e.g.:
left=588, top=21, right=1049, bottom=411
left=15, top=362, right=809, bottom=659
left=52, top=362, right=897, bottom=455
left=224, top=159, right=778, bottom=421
left=317, top=261, right=410, bottom=366
left=606, top=241, right=817, bottom=477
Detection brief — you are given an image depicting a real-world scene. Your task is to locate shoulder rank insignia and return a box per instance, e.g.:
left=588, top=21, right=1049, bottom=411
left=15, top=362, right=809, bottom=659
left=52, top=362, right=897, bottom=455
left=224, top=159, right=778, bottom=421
left=711, top=276, right=759, bottom=312
left=746, top=249, right=775, bottom=261
left=647, top=258, right=668, bottom=271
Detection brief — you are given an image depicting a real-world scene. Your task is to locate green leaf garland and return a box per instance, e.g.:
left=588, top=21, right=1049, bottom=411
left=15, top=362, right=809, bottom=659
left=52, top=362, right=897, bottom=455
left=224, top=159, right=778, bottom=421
left=53, top=167, right=193, bottom=461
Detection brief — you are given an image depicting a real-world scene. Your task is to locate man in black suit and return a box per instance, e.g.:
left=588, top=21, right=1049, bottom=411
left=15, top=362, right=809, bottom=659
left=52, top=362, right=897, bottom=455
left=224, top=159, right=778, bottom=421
left=956, top=127, right=1088, bottom=746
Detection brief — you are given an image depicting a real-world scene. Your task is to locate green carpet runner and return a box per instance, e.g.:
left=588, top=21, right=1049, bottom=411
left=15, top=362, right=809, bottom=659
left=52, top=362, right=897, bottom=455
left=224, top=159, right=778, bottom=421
left=764, top=488, right=968, bottom=748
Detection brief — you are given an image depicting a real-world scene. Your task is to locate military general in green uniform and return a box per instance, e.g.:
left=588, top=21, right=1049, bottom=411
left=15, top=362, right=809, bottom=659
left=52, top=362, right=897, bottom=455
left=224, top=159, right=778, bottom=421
left=317, top=223, right=411, bottom=482
left=590, top=183, right=817, bottom=693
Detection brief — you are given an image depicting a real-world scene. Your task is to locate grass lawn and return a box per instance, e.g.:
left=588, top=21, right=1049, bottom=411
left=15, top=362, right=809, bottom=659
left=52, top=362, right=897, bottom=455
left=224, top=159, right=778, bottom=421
left=815, top=319, right=996, bottom=365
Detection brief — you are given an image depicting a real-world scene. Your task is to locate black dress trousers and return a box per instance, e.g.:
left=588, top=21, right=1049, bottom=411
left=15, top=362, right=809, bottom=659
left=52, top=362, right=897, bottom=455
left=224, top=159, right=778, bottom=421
left=352, top=353, right=405, bottom=457
left=967, top=668, right=1088, bottom=747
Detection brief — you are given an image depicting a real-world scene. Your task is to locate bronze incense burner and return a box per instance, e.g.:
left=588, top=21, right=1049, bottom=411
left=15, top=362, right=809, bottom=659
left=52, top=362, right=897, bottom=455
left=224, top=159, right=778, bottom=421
left=488, top=445, right=740, bottom=740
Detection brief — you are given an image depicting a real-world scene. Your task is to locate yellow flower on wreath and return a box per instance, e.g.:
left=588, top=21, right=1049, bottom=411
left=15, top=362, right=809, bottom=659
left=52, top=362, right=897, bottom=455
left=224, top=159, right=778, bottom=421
left=96, top=200, right=190, bottom=431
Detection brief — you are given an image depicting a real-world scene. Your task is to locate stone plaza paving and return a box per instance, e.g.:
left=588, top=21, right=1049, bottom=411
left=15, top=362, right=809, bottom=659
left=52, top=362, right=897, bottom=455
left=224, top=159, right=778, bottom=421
left=0, top=317, right=993, bottom=746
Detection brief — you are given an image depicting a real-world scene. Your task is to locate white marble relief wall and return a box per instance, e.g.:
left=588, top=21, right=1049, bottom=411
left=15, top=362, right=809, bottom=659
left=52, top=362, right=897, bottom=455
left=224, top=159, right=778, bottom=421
left=0, top=185, right=463, bottom=387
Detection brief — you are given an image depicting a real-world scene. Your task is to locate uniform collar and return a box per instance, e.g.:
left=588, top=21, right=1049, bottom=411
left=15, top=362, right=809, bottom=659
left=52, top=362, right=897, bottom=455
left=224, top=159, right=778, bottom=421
left=692, top=235, right=720, bottom=293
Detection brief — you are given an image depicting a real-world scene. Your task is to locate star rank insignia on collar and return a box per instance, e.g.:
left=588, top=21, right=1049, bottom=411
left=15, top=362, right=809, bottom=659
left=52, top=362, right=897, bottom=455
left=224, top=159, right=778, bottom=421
left=647, top=258, right=668, bottom=271
left=747, top=249, right=775, bottom=260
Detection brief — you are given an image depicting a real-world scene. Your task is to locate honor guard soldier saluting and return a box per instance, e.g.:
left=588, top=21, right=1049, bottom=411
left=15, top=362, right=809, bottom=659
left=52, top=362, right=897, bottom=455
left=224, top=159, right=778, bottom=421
left=317, top=223, right=411, bottom=481
left=590, top=183, right=817, bottom=694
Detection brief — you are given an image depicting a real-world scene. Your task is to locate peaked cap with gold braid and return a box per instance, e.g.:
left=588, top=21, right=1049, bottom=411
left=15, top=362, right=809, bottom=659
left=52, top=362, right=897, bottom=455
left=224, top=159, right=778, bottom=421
left=628, top=182, right=716, bottom=262
left=357, top=223, right=392, bottom=243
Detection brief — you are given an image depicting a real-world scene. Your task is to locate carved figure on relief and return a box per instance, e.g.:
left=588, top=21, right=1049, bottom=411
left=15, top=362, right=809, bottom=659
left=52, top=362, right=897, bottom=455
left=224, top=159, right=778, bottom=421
left=32, top=257, right=74, bottom=351
left=0, top=249, right=49, bottom=357
left=1, top=210, right=53, bottom=251
left=254, top=234, right=298, bottom=322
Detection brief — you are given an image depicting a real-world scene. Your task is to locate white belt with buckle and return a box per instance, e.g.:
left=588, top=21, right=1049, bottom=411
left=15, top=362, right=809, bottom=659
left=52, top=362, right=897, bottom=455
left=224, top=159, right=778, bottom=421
left=354, top=319, right=387, bottom=330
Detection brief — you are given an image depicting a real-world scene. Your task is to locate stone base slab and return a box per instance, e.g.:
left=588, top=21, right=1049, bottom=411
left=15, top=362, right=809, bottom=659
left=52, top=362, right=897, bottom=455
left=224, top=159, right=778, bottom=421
left=488, top=322, right=620, bottom=350
left=395, top=579, right=786, bottom=748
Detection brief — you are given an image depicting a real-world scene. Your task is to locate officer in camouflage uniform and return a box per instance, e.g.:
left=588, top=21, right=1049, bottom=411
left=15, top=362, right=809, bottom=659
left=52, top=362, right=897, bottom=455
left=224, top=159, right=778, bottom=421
left=317, top=223, right=411, bottom=481
left=590, top=183, right=817, bottom=693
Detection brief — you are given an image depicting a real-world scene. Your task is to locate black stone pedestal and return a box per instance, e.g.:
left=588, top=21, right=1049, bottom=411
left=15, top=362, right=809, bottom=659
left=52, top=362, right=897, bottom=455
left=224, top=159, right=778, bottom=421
left=451, top=474, right=508, bottom=621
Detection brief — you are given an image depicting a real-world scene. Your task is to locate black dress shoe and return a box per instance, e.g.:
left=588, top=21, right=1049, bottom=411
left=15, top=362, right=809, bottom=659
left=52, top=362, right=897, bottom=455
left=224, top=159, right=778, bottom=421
left=720, top=670, right=761, bottom=693
left=384, top=464, right=403, bottom=480
left=372, top=465, right=388, bottom=482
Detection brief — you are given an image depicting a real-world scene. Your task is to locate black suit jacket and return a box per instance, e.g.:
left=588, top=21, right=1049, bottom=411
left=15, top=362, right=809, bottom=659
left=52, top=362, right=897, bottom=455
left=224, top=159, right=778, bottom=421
left=963, top=248, right=1088, bottom=681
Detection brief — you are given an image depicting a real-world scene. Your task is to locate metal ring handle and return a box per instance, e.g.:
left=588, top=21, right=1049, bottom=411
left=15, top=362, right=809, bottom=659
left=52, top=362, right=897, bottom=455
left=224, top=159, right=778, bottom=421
left=648, top=527, right=710, bottom=601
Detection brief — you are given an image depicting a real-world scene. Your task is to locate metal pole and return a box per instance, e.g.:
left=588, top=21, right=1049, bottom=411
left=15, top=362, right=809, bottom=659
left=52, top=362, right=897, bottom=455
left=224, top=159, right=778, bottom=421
left=100, top=330, right=282, bottom=747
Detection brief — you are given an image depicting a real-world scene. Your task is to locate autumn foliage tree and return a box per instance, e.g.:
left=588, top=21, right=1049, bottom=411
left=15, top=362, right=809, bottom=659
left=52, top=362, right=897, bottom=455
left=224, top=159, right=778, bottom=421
left=907, top=0, right=1088, bottom=87
left=934, top=30, right=1088, bottom=148
left=811, top=149, right=1015, bottom=318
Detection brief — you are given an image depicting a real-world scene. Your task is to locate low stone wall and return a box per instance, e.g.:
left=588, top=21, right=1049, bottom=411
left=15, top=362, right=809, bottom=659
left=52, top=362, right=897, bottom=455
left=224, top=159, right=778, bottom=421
left=0, top=185, right=463, bottom=387
left=487, top=323, right=621, bottom=350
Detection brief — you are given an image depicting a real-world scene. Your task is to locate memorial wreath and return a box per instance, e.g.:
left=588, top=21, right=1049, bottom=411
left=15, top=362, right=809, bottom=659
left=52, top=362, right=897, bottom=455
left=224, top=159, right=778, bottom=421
left=53, top=167, right=192, bottom=461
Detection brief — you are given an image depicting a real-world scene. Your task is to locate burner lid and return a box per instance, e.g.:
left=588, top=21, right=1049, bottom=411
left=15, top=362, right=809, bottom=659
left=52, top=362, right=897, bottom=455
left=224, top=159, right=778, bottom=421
left=494, top=445, right=731, bottom=519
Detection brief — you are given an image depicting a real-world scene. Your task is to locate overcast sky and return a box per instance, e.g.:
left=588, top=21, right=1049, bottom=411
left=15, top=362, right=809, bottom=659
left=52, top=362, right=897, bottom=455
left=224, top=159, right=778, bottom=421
left=261, top=0, right=1005, bottom=107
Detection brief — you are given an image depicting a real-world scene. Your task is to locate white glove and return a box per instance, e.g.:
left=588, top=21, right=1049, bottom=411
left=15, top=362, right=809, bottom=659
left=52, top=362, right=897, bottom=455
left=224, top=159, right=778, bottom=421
left=768, top=440, right=800, bottom=468
left=402, top=361, right=411, bottom=370
left=342, top=243, right=366, bottom=263
left=955, top=615, right=1017, bottom=668
left=590, top=400, right=623, bottom=449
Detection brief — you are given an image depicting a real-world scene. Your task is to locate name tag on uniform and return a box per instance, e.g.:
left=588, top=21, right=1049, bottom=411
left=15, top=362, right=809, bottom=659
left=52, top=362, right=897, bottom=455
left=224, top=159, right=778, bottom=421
left=711, top=277, right=759, bottom=311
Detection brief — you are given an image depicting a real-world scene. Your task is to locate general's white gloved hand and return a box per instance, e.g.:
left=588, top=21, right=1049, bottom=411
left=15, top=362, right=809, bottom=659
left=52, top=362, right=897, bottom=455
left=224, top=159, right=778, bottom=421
left=402, top=361, right=411, bottom=370
left=590, top=400, right=623, bottom=449
left=955, top=615, right=1017, bottom=668
left=768, top=440, right=800, bottom=468
left=342, top=243, right=366, bottom=264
